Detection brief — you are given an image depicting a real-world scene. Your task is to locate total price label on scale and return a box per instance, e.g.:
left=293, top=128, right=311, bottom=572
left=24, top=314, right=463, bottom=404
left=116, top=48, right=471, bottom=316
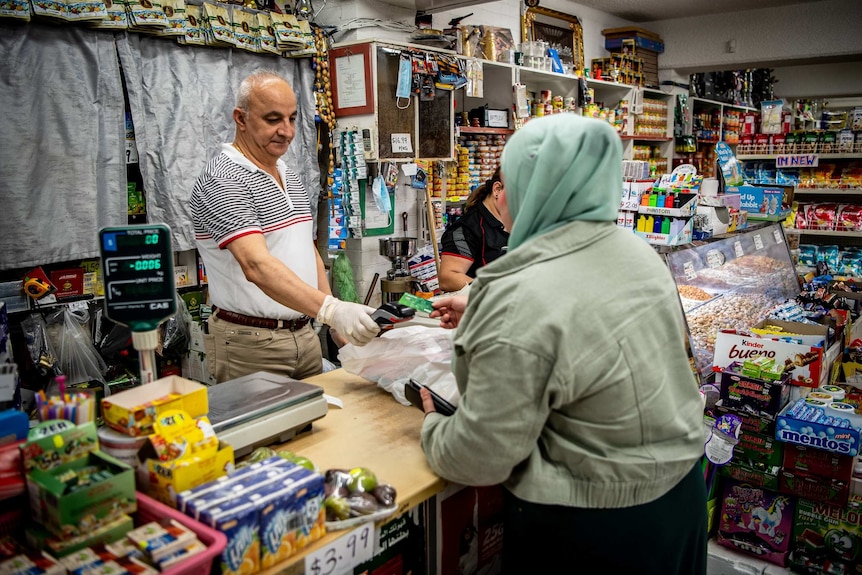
left=305, top=524, right=374, bottom=575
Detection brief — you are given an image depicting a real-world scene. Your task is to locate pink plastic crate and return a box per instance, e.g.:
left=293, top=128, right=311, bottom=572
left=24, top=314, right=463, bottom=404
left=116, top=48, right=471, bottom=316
left=136, top=491, right=227, bottom=575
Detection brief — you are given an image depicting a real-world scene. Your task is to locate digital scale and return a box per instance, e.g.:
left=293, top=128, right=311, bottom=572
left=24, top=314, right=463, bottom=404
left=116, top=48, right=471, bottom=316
left=99, top=225, right=329, bottom=456
left=99, top=224, right=176, bottom=384
left=207, top=371, right=328, bottom=457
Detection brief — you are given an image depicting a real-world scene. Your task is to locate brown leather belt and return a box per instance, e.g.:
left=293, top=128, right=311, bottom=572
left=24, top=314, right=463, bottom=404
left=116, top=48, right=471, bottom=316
left=214, top=307, right=311, bottom=331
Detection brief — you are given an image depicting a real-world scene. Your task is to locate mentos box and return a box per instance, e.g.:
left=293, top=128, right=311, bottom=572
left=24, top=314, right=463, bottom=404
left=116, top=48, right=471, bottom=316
left=790, top=496, right=862, bottom=574
left=717, top=480, right=795, bottom=566
left=775, top=401, right=862, bottom=456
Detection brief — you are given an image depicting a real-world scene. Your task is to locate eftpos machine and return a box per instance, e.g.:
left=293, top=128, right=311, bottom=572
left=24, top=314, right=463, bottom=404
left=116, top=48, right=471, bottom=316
left=99, top=224, right=328, bottom=455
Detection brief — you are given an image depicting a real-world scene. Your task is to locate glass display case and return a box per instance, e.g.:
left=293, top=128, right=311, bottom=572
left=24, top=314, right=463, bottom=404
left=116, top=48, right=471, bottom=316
left=665, top=223, right=802, bottom=379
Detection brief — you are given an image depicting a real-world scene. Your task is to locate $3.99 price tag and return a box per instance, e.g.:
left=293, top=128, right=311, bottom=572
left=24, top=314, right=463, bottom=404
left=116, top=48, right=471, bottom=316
left=305, top=524, right=374, bottom=575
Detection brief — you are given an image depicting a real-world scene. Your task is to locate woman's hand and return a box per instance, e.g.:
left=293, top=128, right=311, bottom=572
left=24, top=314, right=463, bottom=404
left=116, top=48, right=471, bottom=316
left=430, top=296, right=468, bottom=329
left=419, top=387, right=436, bottom=414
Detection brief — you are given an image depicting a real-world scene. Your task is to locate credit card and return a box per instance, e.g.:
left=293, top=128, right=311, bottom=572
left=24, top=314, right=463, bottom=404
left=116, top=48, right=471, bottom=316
left=398, top=293, right=434, bottom=314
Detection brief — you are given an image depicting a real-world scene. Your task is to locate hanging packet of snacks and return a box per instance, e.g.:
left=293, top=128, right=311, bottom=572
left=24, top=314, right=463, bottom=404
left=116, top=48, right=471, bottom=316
left=30, top=0, right=66, bottom=20
left=273, top=12, right=304, bottom=52
left=201, top=0, right=233, bottom=47
left=157, top=0, right=186, bottom=35
left=0, top=0, right=32, bottom=22
left=283, top=19, right=316, bottom=58
left=178, top=1, right=204, bottom=45
left=126, top=0, right=167, bottom=30
left=64, top=0, right=108, bottom=22
left=257, top=11, right=279, bottom=54
left=88, top=0, right=128, bottom=29
left=231, top=6, right=259, bottom=52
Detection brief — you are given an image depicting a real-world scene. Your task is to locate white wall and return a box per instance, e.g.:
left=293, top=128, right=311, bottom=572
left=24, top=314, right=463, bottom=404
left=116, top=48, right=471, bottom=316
left=317, top=0, right=634, bottom=65
left=772, top=61, right=862, bottom=99
left=644, top=0, right=862, bottom=73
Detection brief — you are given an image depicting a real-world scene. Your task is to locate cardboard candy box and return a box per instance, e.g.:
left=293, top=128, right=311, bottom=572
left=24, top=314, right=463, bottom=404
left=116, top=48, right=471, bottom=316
left=717, top=479, right=795, bottom=566
left=790, top=495, right=862, bottom=574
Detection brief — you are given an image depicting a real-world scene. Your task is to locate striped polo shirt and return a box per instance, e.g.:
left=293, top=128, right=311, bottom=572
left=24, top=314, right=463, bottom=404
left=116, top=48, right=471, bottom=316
left=190, top=144, right=316, bottom=319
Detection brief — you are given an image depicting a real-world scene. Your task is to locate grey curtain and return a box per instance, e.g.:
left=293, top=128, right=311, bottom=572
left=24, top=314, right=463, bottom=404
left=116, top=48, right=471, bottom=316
left=116, top=35, right=320, bottom=252
left=0, top=25, right=126, bottom=271
left=0, top=28, right=320, bottom=270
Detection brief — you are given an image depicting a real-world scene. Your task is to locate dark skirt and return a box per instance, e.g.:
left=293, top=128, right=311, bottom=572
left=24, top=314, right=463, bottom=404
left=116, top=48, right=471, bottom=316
left=501, top=462, right=707, bottom=574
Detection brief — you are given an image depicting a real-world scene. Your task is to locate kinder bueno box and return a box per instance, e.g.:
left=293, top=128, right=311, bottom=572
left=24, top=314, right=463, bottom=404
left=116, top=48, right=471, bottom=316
left=717, top=479, right=795, bottom=566
left=713, top=319, right=829, bottom=387
left=790, top=495, right=862, bottom=574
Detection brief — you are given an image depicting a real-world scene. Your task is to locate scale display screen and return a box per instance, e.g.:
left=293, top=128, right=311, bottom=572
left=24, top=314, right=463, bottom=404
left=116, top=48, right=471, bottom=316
left=99, top=224, right=176, bottom=330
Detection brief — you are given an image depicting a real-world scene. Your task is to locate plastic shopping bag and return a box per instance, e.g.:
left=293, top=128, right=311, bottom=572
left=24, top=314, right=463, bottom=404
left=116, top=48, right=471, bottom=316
left=337, top=325, right=460, bottom=406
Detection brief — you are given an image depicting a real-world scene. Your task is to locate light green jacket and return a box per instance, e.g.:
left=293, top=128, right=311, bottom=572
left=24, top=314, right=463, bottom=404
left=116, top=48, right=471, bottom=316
left=421, top=220, right=704, bottom=508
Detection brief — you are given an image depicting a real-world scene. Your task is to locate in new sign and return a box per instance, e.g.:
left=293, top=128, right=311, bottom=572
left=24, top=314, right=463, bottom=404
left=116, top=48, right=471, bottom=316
left=776, top=154, right=819, bottom=168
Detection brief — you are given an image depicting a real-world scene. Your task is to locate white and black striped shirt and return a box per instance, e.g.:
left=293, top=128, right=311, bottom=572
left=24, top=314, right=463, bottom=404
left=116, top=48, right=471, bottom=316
left=190, top=144, right=316, bottom=319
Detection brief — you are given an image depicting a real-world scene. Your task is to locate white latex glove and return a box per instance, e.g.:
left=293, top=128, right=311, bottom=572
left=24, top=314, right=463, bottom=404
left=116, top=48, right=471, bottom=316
left=317, top=295, right=380, bottom=346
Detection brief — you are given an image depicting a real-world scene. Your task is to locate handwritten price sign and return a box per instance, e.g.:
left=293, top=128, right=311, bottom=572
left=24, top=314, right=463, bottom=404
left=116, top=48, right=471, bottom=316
left=305, top=524, right=374, bottom=575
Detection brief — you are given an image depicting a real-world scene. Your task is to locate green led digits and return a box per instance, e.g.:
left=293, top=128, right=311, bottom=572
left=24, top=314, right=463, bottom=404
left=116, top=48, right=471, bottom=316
left=145, top=233, right=159, bottom=245
left=128, top=259, right=161, bottom=271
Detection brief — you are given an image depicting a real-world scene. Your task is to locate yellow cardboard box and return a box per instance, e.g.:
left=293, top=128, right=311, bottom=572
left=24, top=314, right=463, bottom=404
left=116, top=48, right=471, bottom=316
left=143, top=441, right=234, bottom=506
left=101, top=376, right=208, bottom=437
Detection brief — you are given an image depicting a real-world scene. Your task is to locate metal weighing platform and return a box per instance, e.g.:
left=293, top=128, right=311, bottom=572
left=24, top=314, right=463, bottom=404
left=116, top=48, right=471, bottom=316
left=207, top=371, right=328, bottom=457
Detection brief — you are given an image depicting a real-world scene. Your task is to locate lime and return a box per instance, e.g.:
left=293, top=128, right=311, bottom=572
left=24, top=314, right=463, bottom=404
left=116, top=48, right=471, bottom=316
left=293, top=455, right=316, bottom=471
left=348, top=467, right=378, bottom=492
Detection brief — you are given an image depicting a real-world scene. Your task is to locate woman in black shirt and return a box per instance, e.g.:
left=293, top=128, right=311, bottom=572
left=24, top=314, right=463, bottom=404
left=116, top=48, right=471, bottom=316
left=439, top=167, right=509, bottom=292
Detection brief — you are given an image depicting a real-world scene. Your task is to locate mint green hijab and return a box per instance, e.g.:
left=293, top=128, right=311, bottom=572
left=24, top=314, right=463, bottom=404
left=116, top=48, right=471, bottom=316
left=501, top=114, right=622, bottom=250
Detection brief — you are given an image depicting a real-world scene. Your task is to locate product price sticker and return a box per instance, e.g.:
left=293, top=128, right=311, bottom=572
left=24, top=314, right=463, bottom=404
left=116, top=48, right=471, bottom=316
left=753, top=234, right=764, bottom=250
left=305, top=523, right=374, bottom=575
left=706, top=249, right=725, bottom=269
left=391, top=134, right=412, bottom=154
left=683, top=261, right=696, bottom=281
left=772, top=228, right=783, bottom=244
left=733, top=240, right=744, bottom=258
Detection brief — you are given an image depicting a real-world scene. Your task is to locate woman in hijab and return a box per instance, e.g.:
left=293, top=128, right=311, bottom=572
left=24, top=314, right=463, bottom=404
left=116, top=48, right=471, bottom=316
left=422, top=114, right=707, bottom=574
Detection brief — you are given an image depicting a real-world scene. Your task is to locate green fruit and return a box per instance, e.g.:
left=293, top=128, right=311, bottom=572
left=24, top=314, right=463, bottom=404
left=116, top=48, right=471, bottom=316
left=348, top=467, right=378, bottom=492
left=277, top=450, right=296, bottom=461
left=292, top=456, right=315, bottom=471
left=325, top=495, right=351, bottom=521
left=248, top=446, right=276, bottom=463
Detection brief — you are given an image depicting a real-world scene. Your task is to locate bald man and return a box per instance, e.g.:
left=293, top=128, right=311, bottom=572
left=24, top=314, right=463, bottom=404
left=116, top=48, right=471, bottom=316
left=190, top=71, right=379, bottom=383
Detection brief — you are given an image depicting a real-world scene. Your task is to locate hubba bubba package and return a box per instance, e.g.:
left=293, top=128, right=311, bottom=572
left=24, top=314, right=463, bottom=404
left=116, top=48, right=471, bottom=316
left=717, top=479, right=795, bottom=566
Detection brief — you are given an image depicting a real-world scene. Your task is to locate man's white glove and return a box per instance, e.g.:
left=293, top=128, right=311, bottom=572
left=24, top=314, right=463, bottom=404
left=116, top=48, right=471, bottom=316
left=317, top=295, right=380, bottom=346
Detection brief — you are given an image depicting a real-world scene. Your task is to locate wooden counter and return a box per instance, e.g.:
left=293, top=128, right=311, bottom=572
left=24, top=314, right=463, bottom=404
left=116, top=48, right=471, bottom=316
left=258, top=368, right=449, bottom=575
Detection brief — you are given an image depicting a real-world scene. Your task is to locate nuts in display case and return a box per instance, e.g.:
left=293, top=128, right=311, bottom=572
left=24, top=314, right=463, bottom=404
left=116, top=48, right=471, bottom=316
left=665, top=223, right=802, bottom=379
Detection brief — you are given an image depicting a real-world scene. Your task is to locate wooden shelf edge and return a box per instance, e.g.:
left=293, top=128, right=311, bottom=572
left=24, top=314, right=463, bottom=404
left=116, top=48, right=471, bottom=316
left=457, top=127, right=514, bottom=135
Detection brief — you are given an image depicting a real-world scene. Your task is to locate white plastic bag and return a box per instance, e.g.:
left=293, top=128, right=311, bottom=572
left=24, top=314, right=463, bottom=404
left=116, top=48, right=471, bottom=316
left=337, top=325, right=460, bottom=406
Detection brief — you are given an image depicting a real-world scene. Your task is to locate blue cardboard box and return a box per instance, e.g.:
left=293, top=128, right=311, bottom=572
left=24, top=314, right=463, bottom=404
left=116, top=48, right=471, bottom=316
left=726, top=185, right=787, bottom=216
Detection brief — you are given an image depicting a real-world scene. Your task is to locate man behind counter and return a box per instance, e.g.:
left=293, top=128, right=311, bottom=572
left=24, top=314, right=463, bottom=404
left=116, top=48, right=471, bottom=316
left=190, top=70, right=379, bottom=383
